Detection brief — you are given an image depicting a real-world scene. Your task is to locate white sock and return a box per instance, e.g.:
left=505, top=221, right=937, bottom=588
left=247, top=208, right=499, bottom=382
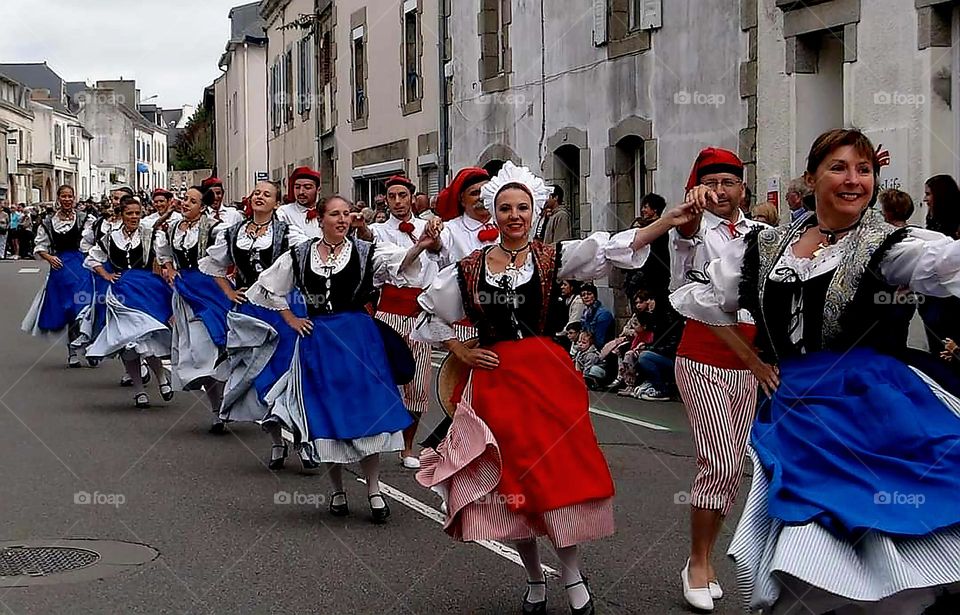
left=515, top=540, right=546, bottom=602
left=555, top=545, right=589, bottom=609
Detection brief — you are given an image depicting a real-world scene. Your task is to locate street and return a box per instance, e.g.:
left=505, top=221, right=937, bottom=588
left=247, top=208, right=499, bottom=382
left=0, top=260, right=747, bottom=615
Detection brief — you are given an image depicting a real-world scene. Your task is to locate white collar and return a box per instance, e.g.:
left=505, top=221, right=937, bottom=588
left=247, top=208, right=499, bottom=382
left=703, top=209, right=745, bottom=230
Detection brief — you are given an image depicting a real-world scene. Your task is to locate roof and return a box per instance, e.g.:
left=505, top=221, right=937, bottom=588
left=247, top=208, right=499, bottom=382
left=229, top=2, right=266, bottom=42
left=161, top=108, right=183, bottom=128
left=0, top=62, right=63, bottom=96
left=65, top=81, right=88, bottom=99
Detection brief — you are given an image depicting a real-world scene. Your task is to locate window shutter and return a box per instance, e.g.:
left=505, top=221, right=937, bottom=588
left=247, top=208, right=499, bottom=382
left=592, top=0, right=608, bottom=46
left=640, top=0, right=662, bottom=30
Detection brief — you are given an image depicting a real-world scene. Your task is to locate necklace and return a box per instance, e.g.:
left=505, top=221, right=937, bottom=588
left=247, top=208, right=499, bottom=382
left=245, top=217, right=271, bottom=239
left=321, top=237, right=345, bottom=250
left=499, top=243, right=529, bottom=267
left=812, top=217, right=862, bottom=257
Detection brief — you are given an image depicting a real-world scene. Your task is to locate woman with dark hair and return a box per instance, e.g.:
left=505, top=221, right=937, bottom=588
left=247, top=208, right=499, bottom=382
left=414, top=162, right=696, bottom=614
left=22, top=185, right=95, bottom=367
left=156, top=186, right=232, bottom=433
left=245, top=195, right=428, bottom=523
left=199, top=180, right=310, bottom=466
left=919, top=174, right=960, bottom=355
left=84, top=198, right=174, bottom=408
left=672, top=128, right=960, bottom=613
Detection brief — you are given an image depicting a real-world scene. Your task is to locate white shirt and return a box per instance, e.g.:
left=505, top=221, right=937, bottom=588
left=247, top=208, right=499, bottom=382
left=413, top=230, right=648, bottom=344
left=437, top=213, right=499, bottom=268
left=81, top=217, right=122, bottom=254
left=209, top=206, right=244, bottom=230
left=142, top=210, right=182, bottom=231
left=198, top=220, right=308, bottom=278
left=83, top=226, right=146, bottom=270
left=277, top=202, right=321, bottom=239
left=245, top=241, right=426, bottom=311
left=371, top=215, right=438, bottom=287
left=154, top=215, right=219, bottom=266
left=34, top=213, right=81, bottom=254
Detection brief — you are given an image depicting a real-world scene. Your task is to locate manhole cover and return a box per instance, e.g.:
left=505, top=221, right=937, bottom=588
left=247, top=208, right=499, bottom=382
left=0, top=539, right=158, bottom=587
left=0, top=547, right=100, bottom=577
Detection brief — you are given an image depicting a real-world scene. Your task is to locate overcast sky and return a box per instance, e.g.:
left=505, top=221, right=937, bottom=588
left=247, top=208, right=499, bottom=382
left=0, top=0, right=245, bottom=109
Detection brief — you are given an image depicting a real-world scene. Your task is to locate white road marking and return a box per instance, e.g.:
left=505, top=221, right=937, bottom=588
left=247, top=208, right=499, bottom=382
left=357, top=478, right=559, bottom=578
left=17, top=268, right=40, bottom=274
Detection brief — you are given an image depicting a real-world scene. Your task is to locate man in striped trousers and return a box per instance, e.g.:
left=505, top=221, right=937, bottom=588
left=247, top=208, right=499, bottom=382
left=371, top=175, right=441, bottom=470
left=668, top=148, right=767, bottom=612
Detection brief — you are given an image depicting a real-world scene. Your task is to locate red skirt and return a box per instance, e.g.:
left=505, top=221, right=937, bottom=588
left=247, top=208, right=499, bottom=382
left=471, top=337, right=615, bottom=514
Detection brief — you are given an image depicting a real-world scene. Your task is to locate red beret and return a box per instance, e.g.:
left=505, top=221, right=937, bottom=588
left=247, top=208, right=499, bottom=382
left=287, top=167, right=322, bottom=204
left=384, top=175, right=416, bottom=194
left=152, top=188, right=173, bottom=199
left=685, top=147, right=744, bottom=191
left=201, top=176, right=223, bottom=189
left=436, top=167, right=490, bottom=221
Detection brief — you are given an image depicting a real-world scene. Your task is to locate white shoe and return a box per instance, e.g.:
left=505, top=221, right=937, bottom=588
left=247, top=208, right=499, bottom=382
left=681, top=560, right=714, bottom=611
left=401, top=455, right=421, bottom=469
left=708, top=580, right=723, bottom=600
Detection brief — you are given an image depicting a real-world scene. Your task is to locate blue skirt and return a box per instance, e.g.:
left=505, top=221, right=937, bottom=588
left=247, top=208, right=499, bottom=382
left=173, top=269, right=233, bottom=348
left=753, top=347, right=960, bottom=538
left=36, top=251, right=93, bottom=332
left=239, top=295, right=306, bottom=402
left=299, top=311, right=412, bottom=440
left=113, top=269, right=173, bottom=324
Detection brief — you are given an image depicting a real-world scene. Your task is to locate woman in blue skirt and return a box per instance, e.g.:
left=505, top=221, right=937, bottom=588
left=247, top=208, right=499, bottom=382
left=85, top=197, right=174, bottom=409
left=156, top=186, right=232, bottom=433
left=22, top=185, right=95, bottom=367
left=671, top=128, right=960, bottom=614
left=247, top=195, right=432, bottom=523
left=198, top=180, right=311, bottom=467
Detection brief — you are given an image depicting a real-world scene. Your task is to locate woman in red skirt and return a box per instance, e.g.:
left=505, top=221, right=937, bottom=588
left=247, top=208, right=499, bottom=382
left=414, top=162, right=696, bottom=614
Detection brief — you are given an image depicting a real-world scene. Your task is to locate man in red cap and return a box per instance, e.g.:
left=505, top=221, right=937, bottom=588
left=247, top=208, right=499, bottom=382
left=277, top=167, right=322, bottom=238
left=668, top=147, right=767, bottom=611
left=371, top=174, right=441, bottom=469
left=200, top=176, right=243, bottom=228
left=143, top=188, right=181, bottom=232
left=433, top=167, right=495, bottom=267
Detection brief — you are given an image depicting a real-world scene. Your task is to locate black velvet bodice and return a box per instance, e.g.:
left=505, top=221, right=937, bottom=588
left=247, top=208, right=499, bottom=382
left=47, top=218, right=83, bottom=253
left=232, top=244, right=275, bottom=288
left=107, top=237, right=148, bottom=271
left=297, top=250, right=373, bottom=317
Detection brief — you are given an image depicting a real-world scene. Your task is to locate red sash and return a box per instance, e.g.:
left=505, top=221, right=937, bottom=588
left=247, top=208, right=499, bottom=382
left=377, top=284, right=423, bottom=317
left=676, top=320, right=757, bottom=370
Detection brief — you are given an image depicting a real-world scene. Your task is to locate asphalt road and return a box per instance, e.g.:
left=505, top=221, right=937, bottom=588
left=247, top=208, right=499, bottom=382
left=0, top=260, right=749, bottom=615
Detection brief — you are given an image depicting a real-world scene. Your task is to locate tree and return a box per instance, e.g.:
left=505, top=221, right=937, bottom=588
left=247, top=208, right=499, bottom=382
left=173, top=105, right=214, bottom=170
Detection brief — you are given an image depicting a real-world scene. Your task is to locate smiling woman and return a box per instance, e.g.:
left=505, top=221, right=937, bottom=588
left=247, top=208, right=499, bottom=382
left=670, top=128, right=960, bottom=614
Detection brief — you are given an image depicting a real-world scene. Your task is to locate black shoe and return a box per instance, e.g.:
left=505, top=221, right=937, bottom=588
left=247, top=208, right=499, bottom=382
left=134, top=393, right=150, bottom=409
left=268, top=444, right=288, bottom=471
left=141, top=366, right=151, bottom=385
left=299, top=450, right=320, bottom=470
left=522, top=581, right=547, bottom=615
left=209, top=421, right=227, bottom=435
left=159, top=381, right=174, bottom=402
left=68, top=355, right=81, bottom=368
left=120, top=374, right=133, bottom=387
left=565, top=579, right=594, bottom=615
left=86, top=357, right=100, bottom=368
left=329, top=491, right=349, bottom=516
left=369, top=493, right=390, bottom=524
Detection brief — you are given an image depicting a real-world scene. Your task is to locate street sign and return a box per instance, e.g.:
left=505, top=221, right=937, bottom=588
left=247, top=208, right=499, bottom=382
left=255, top=172, right=269, bottom=182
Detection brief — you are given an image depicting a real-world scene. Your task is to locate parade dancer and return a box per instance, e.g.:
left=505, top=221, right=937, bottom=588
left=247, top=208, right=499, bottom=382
left=198, top=180, right=310, bottom=466
left=156, top=186, right=232, bottom=433
left=672, top=128, right=960, bottom=615
left=667, top=147, right=767, bottom=611
left=414, top=162, right=697, bottom=614
left=143, top=188, right=181, bottom=231
left=276, top=166, right=322, bottom=239
left=370, top=175, right=441, bottom=469
left=84, top=197, right=173, bottom=409
left=434, top=167, right=496, bottom=266
left=245, top=196, right=428, bottom=523
left=201, top=176, right=244, bottom=228
left=21, top=185, right=95, bottom=367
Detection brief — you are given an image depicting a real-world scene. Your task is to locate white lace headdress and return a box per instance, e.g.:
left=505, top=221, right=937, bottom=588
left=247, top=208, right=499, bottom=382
left=480, top=161, right=552, bottom=223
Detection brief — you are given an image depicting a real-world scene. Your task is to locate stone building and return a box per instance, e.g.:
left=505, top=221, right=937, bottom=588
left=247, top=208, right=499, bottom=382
left=755, top=0, right=960, bottom=222
left=0, top=72, right=35, bottom=204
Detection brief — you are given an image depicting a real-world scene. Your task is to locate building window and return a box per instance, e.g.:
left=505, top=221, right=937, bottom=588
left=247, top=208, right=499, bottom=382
left=232, top=91, right=239, bottom=133
left=402, top=0, right=422, bottom=112
left=605, top=0, right=657, bottom=59
left=270, top=60, right=281, bottom=131
left=351, top=22, right=368, bottom=128
left=69, top=128, right=78, bottom=158
left=297, top=35, right=312, bottom=116
left=319, top=26, right=333, bottom=132
left=284, top=48, right=294, bottom=124
left=479, top=0, right=511, bottom=92
left=54, top=125, right=63, bottom=158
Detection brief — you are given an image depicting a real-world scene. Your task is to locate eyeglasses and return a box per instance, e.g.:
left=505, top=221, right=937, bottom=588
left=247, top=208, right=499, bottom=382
left=701, top=179, right=743, bottom=190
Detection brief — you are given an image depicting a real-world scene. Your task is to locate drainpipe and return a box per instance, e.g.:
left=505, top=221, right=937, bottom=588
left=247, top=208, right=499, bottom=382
left=242, top=44, right=250, bottom=195
left=314, top=0, right=323, bottom=174
left=437, top=0, right=449, bottom=184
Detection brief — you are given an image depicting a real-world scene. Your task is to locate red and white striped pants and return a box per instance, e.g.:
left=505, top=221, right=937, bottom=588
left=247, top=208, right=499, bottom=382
left=375, top=312, right=431, bottom=414
left=675, top=356, right=757, bottom=516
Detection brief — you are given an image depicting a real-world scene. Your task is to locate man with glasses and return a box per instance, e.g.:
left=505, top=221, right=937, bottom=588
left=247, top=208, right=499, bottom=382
left=668, top=147, right=767, bottom=612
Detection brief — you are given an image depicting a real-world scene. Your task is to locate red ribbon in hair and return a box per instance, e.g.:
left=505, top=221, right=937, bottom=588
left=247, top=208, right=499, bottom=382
left=243, top=196, right=253, bottom=218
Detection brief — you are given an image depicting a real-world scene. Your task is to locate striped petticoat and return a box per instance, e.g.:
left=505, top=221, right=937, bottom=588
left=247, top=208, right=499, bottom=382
left=374, top=311, right=431, bottom=414
left=417, top=402, right=614, bottom=548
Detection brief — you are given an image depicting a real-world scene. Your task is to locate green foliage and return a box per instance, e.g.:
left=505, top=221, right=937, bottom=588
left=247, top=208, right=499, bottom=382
left=173, top=105, right=214, bottom=170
